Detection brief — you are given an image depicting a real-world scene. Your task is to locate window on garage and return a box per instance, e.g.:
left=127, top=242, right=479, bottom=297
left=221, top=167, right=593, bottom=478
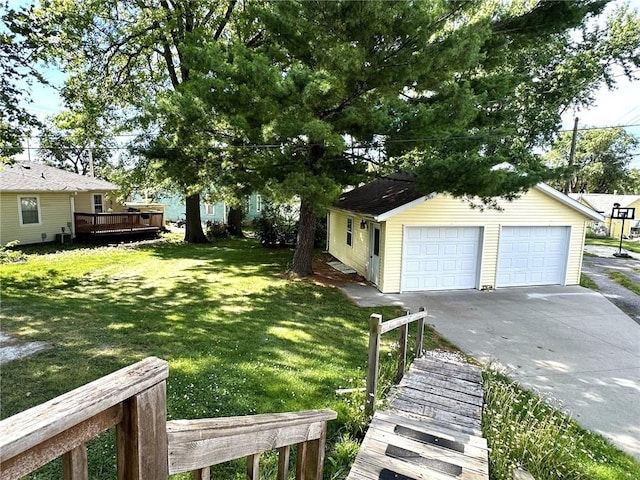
left=346, top=217, right=353, bottom=246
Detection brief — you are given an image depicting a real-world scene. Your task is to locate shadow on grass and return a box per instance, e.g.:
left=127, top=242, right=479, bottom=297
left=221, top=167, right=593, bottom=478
left=1, top=238, right=407, bottom=478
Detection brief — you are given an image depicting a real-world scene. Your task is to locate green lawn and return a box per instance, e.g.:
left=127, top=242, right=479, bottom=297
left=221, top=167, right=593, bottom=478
left=0, top=236, right=408, bottom=479
left=586, top=237, right=640, bottom=254
left=2, top=235, right=638, bottom=479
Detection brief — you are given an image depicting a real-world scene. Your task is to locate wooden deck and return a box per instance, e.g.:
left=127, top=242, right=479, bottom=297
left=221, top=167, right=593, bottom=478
left=348, top=357, right=489, bottom=480
left=74, top=212, right=164, bottom=240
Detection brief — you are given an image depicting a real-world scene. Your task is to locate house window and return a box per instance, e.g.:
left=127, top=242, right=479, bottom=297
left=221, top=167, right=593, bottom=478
left=206, top=204, right=215, bottom=216
left=19, top=196, right=40, bottom=225
left=256, top=194, right=262, bottom=213
left=93, top=194, right=104, bottom=213
left=346, top=217, right=353, bottom=247
left=244, top=196, right=250, bottom=213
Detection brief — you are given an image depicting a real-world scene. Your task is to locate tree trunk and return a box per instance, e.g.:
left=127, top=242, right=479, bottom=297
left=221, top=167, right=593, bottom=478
left=227, top=206, right=244, bottom=237
left=184, top=193, right=208, bottom=243
left=290, top=198, right=316, bottom=277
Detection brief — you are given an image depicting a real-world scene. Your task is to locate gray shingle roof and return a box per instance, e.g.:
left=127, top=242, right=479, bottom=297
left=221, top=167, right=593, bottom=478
left=568, top=193, right=640, bottom=215
left=334, top=172, right=423, bottom=216
left=0, top=162, right=118, bottom=192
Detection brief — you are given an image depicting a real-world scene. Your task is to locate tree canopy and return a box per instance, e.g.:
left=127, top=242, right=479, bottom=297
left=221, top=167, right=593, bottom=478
left=21, top=0, right=640, bottom=274
left=546, top=127, right=639, bottom=193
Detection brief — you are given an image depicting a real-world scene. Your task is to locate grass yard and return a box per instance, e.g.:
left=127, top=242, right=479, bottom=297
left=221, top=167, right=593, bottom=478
left=0, top=235, right=410, bottom=479
left=609, top=271, right=640, bottom=296
left=586, top=237, right=640, bottom=254
left=2, top=235, right=638, bottom=479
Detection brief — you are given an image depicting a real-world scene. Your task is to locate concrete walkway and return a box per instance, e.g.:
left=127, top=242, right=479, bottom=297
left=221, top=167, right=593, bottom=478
left=341, top=284, right=640, bottom=460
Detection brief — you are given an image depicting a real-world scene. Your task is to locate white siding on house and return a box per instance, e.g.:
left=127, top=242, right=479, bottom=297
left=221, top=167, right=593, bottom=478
left=379, top=188, right=589, bottom=293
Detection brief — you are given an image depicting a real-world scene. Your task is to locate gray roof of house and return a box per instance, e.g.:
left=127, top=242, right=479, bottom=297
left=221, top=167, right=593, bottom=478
left=568, top=193, right=640, bottom=216
left=0, top=162, right=118, bottom=193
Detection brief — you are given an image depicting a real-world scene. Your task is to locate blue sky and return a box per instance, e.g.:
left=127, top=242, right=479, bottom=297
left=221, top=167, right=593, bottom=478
left=14, top=0, right=640, bottom=167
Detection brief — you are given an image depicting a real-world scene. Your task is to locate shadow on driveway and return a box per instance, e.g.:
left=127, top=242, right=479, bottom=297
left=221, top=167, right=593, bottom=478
left=341, top=283, right=640, bottom=461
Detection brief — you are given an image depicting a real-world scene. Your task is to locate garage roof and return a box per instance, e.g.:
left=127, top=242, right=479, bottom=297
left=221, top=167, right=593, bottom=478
left=333, top=172, right=604, bottom=222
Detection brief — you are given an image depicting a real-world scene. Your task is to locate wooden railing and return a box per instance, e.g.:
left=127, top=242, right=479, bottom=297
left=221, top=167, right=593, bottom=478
left=74, top=212, right=164, bottom=237
left=365, top=308, right=428, bottom=417
left=168, top=409, right=337, bottom=480
left=0, top=357, right=336, bottom=480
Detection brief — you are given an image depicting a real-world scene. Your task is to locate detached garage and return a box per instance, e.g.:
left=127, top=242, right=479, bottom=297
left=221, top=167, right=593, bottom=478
left=327, top=173, right=603, bottom=293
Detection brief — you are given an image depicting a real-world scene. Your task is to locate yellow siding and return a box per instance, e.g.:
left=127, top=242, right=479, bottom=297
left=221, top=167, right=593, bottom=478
left=1, top=190, right=124, bottom=246
left=380, top=188, right=589, bottom=293
left=608, top=199, right=640, bottom=238
left=1, top=192, right=74, bottom=246
left=328, top=210, right=371, bottom=279
left=74, top=191, right=123, bottom=213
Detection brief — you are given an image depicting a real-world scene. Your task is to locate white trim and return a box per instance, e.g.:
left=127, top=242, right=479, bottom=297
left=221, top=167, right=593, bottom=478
left=346, top=216, right=354, bottom=247
left=534, top=183, right=604, bottom=222
left=17, top=195, right=42, bottom=226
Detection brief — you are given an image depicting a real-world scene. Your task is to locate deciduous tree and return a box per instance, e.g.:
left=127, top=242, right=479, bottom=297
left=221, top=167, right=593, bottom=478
left=547, top=127, right=639, bottom=193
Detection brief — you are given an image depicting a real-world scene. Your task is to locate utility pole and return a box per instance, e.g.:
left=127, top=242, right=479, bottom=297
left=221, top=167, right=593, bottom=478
left=87, top=142, right=95, bottom=177
left=564, top=116, right=579, bottom=194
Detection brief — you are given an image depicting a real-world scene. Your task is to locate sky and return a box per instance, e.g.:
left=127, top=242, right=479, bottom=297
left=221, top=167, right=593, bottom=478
left=12, top=0, right=640, bottom=167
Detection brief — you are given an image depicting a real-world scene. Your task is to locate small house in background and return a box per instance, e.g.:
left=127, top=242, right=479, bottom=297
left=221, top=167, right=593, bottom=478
left=160, top=192, right=264, bottom=224
left=0, top=162, right=164, bottom=245
left=328, top=172, right=603, bottom=293
left=569, top=193, right=640, bottom=238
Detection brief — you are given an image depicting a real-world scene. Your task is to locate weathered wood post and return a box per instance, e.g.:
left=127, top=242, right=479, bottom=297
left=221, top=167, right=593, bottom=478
left=116, top=381, right=169, bottom=479
left=415, top=306, right=426, bottom=358
left=62, top=445, right=88, bottom=480
left=277, top=446, right=291, bottom=480
left=396, top=310, right=409, bottom=383
left=247, top=453, right=260, bottom=480
left=295, top=421, right=328, bottom=480
left=365, top=313, right=383, bottom=417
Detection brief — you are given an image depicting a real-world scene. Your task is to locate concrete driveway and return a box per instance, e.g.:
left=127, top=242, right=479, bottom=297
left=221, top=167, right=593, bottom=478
left=341, top=284, right=640, bottom=460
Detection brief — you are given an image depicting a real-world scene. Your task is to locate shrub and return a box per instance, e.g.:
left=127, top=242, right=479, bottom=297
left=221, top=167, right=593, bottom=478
left=253, top=203, right=299, bottom=247
left=205, top=221, right=230, bottom=240
left=0, top=241, right=27, bottom=264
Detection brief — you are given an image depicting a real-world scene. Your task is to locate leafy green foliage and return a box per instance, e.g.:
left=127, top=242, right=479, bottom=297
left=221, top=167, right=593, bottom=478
left=546, top=127, right=639, bottom=193
left=0, top=2, right=49, bottom=160
left=253, top=203, right=299, bottom=247
left=0, top=240, right=27, bottom=264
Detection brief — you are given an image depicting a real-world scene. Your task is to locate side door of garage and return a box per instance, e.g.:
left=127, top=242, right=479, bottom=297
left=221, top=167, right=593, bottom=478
left=496, top=226, right=570, bottom=287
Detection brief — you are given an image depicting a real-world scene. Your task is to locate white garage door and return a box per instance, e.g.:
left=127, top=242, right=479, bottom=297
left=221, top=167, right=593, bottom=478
left=402, top=227, right=481, bottom=291
left=496, top=226, right=570, bottom=287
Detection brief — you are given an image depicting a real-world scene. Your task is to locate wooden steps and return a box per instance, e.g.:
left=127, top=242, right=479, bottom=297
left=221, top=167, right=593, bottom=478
left=347, top=357, right=489, bottom=480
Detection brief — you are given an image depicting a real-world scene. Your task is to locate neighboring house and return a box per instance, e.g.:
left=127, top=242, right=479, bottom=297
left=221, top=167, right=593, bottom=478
left=160, top=192, right=264, bottom=224
left=0, top=161, right=121, bottom=246
left=569, top=193, right=640, bottom=238
left=328, top=172, right=603, bottom=293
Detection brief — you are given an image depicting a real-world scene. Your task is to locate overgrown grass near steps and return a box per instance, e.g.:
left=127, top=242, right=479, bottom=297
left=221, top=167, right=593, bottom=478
left=482, top=369, right=640, bottom=480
